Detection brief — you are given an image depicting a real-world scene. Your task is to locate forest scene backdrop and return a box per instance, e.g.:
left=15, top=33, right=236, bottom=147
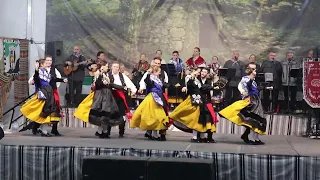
left=46, top=0, right=319, bottom=68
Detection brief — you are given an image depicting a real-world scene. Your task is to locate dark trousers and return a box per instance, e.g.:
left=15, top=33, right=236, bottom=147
left=283, top=86, right=297, bottom=111
left=107, top=121, right=125, bottom=135
left=263, top=89, right=279, bottom=112
left=68, top=80, right=82, bottom=105
left=225, top=86, right=240, bottom=107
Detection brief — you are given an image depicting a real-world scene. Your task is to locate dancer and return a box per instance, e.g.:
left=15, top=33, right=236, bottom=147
left=170, top=67, right=217, bottom=143
left=74, top=64, right=124, bottom=138
left=219, top=62, right=266, bottom=145
left=29, top=56, right=64, bottom=136
left=21, top=59, right=67, bottom=136
left=130, top=58, right=170, bottom=141
left=106, top=61, right=137, bottom=138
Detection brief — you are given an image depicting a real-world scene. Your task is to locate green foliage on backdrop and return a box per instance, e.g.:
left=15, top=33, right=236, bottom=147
left=46, top=0, right=319, bottom=68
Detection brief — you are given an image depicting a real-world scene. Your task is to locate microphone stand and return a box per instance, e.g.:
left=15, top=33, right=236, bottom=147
left=286, top=61, right=291, bottom=113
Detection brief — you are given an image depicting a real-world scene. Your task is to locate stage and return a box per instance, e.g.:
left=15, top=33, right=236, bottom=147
left=1, top=128, right=320, bottom=180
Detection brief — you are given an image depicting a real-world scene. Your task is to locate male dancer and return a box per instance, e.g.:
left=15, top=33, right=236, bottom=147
left=106, top=61, right=137, bottom=138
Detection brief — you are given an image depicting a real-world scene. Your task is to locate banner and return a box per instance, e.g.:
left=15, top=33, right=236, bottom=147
left=46, top=0, right=319, bottom=68
left=303, top=61, right=320, bottom=108
left=3, top=39, right=20, bottom=75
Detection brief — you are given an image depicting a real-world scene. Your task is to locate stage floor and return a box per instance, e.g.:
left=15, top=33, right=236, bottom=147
left=1, top=128, right=320, bottom=157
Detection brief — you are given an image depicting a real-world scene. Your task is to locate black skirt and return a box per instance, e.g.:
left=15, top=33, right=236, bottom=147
left=39, top=85, right=60, bottom=118
left=89, top=88, right=124, bottom=127
left=238, top=95, right=267, bottom=132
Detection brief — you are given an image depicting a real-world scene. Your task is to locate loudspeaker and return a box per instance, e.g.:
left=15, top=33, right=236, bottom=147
left=45, top=41, right=63, bottom=64
left=147, top=157, right=214, bottom=180
left=82, top=156, right=148, bottom=180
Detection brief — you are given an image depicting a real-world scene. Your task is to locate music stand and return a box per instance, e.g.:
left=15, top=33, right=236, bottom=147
left=162, top=64, right=177, bottom=76
left=285, top=68, right=300, bottom=113
left=256, top=73, right=266, bottom=89
left=218, top=68, right=228, bottom=77
left=264, top=73, right=273, bottom=113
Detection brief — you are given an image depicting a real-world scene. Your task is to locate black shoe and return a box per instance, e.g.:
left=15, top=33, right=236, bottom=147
left=32, top=128, right=40, bottom=135
left=241, top=134, right=250, bottom=144
left=95, top=132, right=100, bottom=137
left=144, top=133, right=152, bottom=140
left=51, top=130, right=62, bottom=136
left=207, top=138, right=216, bottom=143
left=199, top=138, right=207, bottom=143
left=255, top=140, right=265, bottom=145
left=159, top=134, right=166, bottom=141
left=96, top=132, right=110, bottom=139
left=41, top=132, right=52, bottom=137
left=191, top=138, right=200, bottom=143
left=119, top=134, right=124, bottom=138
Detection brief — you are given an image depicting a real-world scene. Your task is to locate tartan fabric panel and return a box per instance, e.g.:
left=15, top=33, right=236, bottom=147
left=1, top=145, right=320, bottom=180
left=60, top=108, right=310, bottom=136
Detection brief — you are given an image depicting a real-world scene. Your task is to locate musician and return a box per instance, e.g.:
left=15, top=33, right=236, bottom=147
left=155, top=50, right=166, bottom=64
left=132, top=53, right=150, bottom=89
left=185, top=47, right=206, bottom=68
left=120, top=63, right=131, bottom=79
left=170, top=67, right=217, bottom=143
left=209, top=56, right=224, bottom=111
left=282, top=52, right=299, bottom=112
left=138, top=58, right=169, bottom=141
left=106, top=61, right=137, bottom=138
left=95, top=51, right=108, bottom=66
left=209, top=56, right=221, bottom=77
left=261, top=51, right=283, bottom=112
left=306, top=50, right=314, bottom=61
left=168, top=51, right=185, bottom=103
left=223, top=50, right=245, bottom=106
left=246, top=54, right=261, bottom=73
left=64, top=46, right=87, bottom=106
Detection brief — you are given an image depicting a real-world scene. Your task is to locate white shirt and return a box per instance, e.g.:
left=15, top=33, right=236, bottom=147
left=112, top=72, right=137, bottom=93
left=28, top=68, right=62, bottom=87
left=139, top=71, right=168, bottom=90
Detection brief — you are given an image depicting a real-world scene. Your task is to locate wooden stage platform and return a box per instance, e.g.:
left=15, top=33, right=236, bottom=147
left=1, top=128, right=320, bottom=180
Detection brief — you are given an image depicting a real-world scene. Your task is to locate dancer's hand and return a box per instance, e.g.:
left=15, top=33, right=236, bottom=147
left=181, top=87, right=187, bottom=92
left=63, top=79, right=68, bottom=83
left=138, top=89, right=144, bottom=94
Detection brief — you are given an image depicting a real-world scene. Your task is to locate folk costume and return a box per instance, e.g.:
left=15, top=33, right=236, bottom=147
left=170, top=70, right=218, bottom=143
left=28, top=66, right=64, bottom=136
left=139, top=69, right=169, bottom=140
left=219, top=75, right=266, bottom=145
left=130, top=72, right=170, bottom=140
left=106, top=71, right=137, bottom=138
left=74, top=69, right=124, bottom=138
left=185, top=56, right=206, bottom=68
left=21, top=68, right=61, bottom=136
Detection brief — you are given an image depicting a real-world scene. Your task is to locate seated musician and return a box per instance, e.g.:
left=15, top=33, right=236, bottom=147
left=208, top=56, right=222, bottom=78
left=132, top=53, right=150, bottom=90
left=167, top=51, right=186, bottom=104
left=185, top=47, right=206, bottom=68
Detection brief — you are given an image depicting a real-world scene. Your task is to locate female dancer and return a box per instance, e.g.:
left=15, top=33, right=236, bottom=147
left=169, top=67, right=217, bottom=143
left=130, top=59, right=170, bottom=141
left=74, top=64, right=123, bottom=138
left=21, top=59, right=67, bottom=136
left=219, top=62, right=266, bottom=145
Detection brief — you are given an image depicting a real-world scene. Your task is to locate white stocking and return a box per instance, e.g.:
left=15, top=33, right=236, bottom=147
left=200, top=133, right=207, bottom=139
left=102, top=124, right=109, bottom=133
left=253, top=132, right=260, bottom=141
left=152, top=130, right=159, bottom=138
left=97, top=126, right=103, bottom=134
left=248, top=130, right=255, bottom=141
left=192, top=130, right=198, bottom=139
left=39, top=124, right=49, bottom=134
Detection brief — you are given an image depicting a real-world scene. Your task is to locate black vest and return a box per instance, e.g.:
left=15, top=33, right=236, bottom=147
left=49, top=67, right=57, bottom=89
left=108, top=72, right=126, bottom=87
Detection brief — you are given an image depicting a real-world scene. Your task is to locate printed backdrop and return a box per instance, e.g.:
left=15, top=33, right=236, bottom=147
left=46, top=0, right=320, bottom=68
